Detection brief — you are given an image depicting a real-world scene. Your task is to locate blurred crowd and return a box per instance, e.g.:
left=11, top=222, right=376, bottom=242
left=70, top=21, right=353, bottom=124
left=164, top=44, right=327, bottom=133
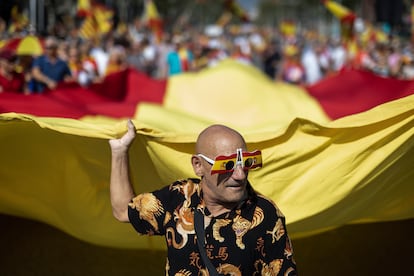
left=1, top=15, right=414, bottom=95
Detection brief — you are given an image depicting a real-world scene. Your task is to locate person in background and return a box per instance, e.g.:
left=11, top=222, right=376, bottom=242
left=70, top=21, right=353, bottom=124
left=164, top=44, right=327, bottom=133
left=139, top=37, right=158, bottom=77
left=68, top=43, right=101, bottom=86
left=387, top=44, right=402, bottom=78
left=0, top=50, right=26, bottom=93
left=399, top=54, right=414, bottom=79
left=262, top=39, right=282, bottom=80
left=104, top=45, right=128, bottom=76
left=328, top=38, right=347, bottom=72
left=166, top=35, right=194, bottom=76
left=31, top=36, right=73, bottom=93
left=89, top=38, right=110, bottom=77
left=126, top=39, right=145, bottom=72
left=126, top=37, right=157, bottom=77
left=349, top=40, right=376, bottom=72
left=301, top=41, right=323, bottom=85
left=57, top=40, right=70, bottom=62
left=230, top=43, right=252, bottom=65
left=16, top=54, right=35, bottom=94
left=79, top=40, right=101, bottom=83
left=277, top=44, right=306, bottom=85
left=109, top=120, right=297, bottom=275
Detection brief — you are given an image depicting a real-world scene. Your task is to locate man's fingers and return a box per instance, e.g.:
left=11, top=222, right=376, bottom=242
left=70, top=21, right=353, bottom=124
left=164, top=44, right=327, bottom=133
left=109, top=120, right=137, bottom=151
left=118, top=120, right=135, bottom=145
left=127, top=119, right=136, bottom=132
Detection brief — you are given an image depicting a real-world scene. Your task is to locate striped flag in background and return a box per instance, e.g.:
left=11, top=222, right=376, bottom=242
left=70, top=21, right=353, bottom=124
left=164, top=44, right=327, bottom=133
left=78, top=1, right=114, bottom=39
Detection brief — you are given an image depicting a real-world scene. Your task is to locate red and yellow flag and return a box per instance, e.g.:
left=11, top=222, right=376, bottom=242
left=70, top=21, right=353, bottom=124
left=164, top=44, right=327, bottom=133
left=224, top=0, right=250, bottom=23
left=7, top=5, right=29, bottom=33
left=0, top=61, right=413, bottom=249
left=322, top=0, right=356, bottom=40
left=78, top=2, right=114, bottom=39
left=77, top=0, right=92, bottom=17
left=143, top=0, right=163, bottom=43
left=323, top=0, right=356, bottom=23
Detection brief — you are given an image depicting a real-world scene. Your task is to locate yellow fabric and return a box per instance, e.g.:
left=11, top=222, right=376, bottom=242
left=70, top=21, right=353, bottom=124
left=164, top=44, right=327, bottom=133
left=0, top=61, right=413, bottom=250
left=280, top=21, right=297, bottom=36
left=15, top=35, right=44, bottom=56
left=145, top=0, right=160, bottom=20
left=0, top=40, right=6, bottom=49
left=77, top=0, right=91, bottom=12
left=324, top=0, right=353, bottom=19
left=94, top=6, right=113, bottom=34
left=8, top=5, right=29, bottom=33
left=163, top=59, right=330, bottom=133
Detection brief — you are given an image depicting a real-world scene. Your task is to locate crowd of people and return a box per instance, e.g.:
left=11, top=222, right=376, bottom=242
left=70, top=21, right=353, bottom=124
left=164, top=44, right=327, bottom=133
left=1, top=16, right=414, bottom=95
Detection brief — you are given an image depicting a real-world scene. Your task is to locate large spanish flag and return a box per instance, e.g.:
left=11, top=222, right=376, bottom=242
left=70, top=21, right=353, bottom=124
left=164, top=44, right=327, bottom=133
left=0, top=60, right=413, bottom=249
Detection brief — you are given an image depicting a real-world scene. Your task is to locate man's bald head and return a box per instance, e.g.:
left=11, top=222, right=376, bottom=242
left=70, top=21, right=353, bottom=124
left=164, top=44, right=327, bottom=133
left=195, top=125, right=246, bottom=157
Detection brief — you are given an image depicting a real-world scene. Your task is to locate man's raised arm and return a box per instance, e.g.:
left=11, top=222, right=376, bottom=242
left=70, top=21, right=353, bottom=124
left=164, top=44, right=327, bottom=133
left=109, top=120, right=136, bottom=222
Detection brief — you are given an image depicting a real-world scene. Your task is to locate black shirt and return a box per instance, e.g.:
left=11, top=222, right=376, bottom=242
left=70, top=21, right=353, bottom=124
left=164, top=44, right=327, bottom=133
left=128, top=178, right=297, bottom=275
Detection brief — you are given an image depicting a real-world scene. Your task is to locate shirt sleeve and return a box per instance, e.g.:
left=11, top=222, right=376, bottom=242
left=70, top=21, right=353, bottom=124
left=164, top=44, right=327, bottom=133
left=64, top=63, right=72, bottom=77
left=32, top=56, right=42, bottom=69
left=128, top=191, right=166, bottom=236
left=128, top=183, right=182, bottom=236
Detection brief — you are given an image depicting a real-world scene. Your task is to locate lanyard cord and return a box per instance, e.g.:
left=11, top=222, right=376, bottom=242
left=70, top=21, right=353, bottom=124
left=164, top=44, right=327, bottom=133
left=194, top=209, right=221, bottom=276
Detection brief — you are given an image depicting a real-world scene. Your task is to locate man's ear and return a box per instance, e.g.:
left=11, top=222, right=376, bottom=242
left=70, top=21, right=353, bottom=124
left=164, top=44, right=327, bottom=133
left=191, top=155, right=203, bottom=177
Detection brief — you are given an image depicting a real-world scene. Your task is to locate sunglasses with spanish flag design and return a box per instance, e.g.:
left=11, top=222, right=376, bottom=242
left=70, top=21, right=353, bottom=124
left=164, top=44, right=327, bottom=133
left=197, top=148, right=262, bottom=175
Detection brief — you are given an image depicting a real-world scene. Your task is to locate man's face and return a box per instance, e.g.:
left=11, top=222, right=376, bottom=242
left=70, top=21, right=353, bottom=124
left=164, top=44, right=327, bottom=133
left=44, top=42, right=58, bottom=57
left=198, top=146, right=249, bottom=205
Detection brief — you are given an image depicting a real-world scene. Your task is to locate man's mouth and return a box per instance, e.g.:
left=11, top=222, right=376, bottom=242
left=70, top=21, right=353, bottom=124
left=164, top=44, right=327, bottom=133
left=225, top=182, right=245, bottom=188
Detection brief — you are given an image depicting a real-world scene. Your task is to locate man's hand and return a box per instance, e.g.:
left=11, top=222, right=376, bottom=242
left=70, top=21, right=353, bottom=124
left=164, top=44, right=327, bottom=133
left=46, top=79, right=57, bottom=90
left=109, top=119, right=136, bottom=153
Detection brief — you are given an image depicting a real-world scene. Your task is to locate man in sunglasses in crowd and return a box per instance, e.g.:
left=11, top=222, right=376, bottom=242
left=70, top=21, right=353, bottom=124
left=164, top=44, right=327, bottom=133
left=109, top=120, right=297, bottom=275
left=31, top=36, right=73, bottom=93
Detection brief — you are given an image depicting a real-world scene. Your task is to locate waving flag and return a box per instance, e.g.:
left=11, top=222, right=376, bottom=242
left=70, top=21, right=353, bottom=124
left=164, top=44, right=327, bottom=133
left=7, top=5, right=29, bottom=33
left=77, top=0, right=92, bottom=17
left=323, top=0, right=356, bottom=22
left=224, top=0, right=250, bottom=23
left=143, top=0, right=163, bottom=43
left=323, top=0, right=356, bottom=40
left=0, top=60, right=413, bottom=249
left=78, top=1, right=114, bottom=39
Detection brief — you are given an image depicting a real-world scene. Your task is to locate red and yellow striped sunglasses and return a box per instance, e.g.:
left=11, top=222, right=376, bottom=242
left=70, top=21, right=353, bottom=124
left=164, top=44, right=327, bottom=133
left=197, top=148, right=262, bottom=175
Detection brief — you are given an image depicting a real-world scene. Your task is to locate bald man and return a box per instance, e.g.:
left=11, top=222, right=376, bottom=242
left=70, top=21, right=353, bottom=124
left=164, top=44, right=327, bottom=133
left=109, top=120, right=297, bottom=275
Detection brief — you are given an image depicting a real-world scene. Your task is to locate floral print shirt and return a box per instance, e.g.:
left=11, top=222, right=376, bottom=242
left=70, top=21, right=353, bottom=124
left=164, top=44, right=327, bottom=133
left=128, top=178, right=297, bottom=275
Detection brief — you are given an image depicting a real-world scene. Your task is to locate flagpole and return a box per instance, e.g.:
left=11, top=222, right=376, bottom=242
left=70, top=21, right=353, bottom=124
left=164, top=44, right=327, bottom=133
left=411, top=3, right=414, bottom=46
left=30, top=0, right=37, bottom=31
left=38, top=0, right=45, bottom=33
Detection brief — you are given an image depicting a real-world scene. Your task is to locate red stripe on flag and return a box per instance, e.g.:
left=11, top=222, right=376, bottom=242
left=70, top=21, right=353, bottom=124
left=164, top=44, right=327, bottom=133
left=0, top=69, right=167, bottom=119
left=306, top=69, right=414, bottom=119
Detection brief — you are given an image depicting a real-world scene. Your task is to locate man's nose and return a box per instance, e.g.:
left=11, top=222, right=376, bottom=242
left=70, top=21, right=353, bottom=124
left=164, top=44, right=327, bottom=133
left=231, top=164, right=247, bottom=180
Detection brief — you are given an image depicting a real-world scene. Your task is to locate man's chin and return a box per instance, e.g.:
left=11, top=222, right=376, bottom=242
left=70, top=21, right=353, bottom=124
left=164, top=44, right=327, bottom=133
left=222, top=188, right=247, bottom=203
